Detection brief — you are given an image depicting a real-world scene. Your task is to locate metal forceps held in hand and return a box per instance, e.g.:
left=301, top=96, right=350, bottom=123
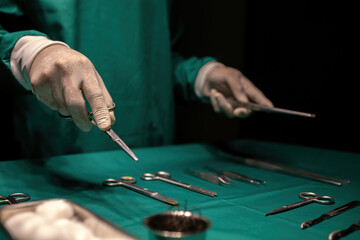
left=59, top=103, right=138, bottom=161
left=103, top=176, right=179, bottom=206
left=265, top=192, right=335, bottom=216
left=0, top=193, right=30, bottom=205
left=141, top=171, right=217, bottom=197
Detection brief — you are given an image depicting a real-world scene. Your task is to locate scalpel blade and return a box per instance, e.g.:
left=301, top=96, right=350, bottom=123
left=105, top=128, right=138, bottom=161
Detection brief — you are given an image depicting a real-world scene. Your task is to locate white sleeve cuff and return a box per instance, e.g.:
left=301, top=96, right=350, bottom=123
left=194, top=61, right=225, bottom=98
left=10, top=36, right=69, bottom=91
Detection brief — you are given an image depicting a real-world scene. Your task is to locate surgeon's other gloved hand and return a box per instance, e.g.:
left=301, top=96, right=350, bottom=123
left=201, top=64, right=273, bottom=118
left=29, top=44, right=115, bottom=131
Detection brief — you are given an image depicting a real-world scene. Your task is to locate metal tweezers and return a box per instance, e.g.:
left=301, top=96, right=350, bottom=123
left=185, top=168, right=232, bottom=185
left=204, top=166, right=266, bottom=185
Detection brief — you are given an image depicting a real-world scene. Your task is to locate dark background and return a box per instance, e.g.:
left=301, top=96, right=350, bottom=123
left=2, top=1, right=358, bottom=160
left=174, top=1, right=359, bottom=153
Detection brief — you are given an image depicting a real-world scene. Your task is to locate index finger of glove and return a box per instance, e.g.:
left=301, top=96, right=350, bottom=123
left=240, top=77, right=273, bottom=107
left=94, top=69, right=116, bottom=125
left=82, top=78, right=111, bottom=131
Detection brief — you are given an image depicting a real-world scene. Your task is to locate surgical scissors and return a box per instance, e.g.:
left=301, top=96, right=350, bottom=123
left=141, top=171, right=217, bottom=197
left=59, top=103, right=138, bottom=161
left=103, top=176, right=178, bottom=205
left=0, top=193, right=30, bottom=205
left=265, top=192, right=335, bottom=216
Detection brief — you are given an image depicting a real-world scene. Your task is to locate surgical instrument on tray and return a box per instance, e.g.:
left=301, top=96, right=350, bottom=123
left=328, top=220, right=360, bottom=240
left=185, top=168, right=232, bottom=185
left=228, top=99, right=316, bottom=118
left=59, top=103, right=138, bottom=161
left=218, top=150, right=350, bottom=186
left=141, top=171, right=217, bottom=197
left=204, top=166, right=265, bottom=185
left=301, top=200, right=360, bottom=229
left=103, top=176, right=178, bottom=205
left=0, top=193, right=30, bottom=205
left=265, top=192, right=335, bottom=216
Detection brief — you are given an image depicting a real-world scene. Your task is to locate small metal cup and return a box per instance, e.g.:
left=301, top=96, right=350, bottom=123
left=144, top=210, right=211, bottom=240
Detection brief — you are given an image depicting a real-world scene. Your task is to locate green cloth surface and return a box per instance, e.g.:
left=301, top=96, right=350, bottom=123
left=1, top=140, right=360, bottom=239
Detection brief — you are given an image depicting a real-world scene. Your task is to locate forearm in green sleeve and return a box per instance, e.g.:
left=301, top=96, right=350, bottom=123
left=172, top=52, right=216, bottom=101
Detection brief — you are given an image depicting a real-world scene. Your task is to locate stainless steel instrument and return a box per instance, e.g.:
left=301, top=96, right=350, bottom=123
left=265, top=192, right=335, bottom=216
left=103, top=176, right=178, bottom=205
left=141, top=171, right=217, bottom=197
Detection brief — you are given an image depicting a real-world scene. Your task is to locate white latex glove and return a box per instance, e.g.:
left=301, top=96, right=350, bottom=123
left=201, top=65, right=273, bottom=118
left=29, top=44, right=115, bottom=131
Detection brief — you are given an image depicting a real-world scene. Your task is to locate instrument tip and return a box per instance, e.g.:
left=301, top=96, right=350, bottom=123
left=300, top=222, right=309, bottom=229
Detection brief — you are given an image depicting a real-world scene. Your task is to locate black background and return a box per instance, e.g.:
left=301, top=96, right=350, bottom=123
left=2, top=1, right=358, bottom=160
left=174, top=1, right=359, bottom=154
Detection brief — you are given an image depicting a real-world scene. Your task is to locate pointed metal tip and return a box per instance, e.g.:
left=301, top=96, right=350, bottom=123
left=300, top=222, right=309, bottom=229
left=265, top=210, right=276, bottom=216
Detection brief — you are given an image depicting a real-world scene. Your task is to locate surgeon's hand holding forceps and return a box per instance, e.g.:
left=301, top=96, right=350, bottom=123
left=0, top=193, right=30, bottom=205
left=103, top=176, right=179, bottom=206
left=59, top=103, right=138, bottom=161
left=265, top=192, right=335, bottom=216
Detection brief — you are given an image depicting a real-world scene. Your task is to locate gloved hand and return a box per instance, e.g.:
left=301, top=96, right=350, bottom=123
left=29, top=44, right=115, bottom=131
left=201, top=65, right=273, bottom=118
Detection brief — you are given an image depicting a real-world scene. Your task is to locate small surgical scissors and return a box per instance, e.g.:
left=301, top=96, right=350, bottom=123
left=265, top=192, right=335, bottom=216
left=0, top=193, right=30, bottom=205
left=59, top=103, right=138, bottom=161
left=141, top=171, right=217, bottom=197
left=103, top=176, right=178, bottom=205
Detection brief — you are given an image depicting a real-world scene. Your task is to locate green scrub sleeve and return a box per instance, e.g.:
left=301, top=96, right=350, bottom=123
left=172, top=52, right=216, bottom=101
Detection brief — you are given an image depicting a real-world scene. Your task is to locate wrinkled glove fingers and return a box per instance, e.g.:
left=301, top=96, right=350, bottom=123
left=226, top=75, right=248, bottom=103
left=82, top=75, right=111, bottom=131
left=240, top=77, right=273, bottom=107
left=62, top=78, right=92, bottom=131
left=95, top=69, right=116, bottom=125
left=233, top=107, right=251, bottom=118
left=211, top=89, right=234, bottom=118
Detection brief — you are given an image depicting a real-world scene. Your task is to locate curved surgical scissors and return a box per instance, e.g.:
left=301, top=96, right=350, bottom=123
left=265, top=192, right=335, bottom=216
left=0, top=193, right=30, bottom=205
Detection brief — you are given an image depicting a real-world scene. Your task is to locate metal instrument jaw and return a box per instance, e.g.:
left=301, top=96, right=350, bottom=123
left=59, top=103, right=138, bottom=162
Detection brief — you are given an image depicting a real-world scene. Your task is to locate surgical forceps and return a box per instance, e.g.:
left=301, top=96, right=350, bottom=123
left=103, top=176, right=178, bottom=205
left=185, top=168, right=232, bottom=185
left=204, top=166, right=266, bottom=185
left=141, top=171, right=217, bottom=197
left=265, top=192, right=335, bottom=216
left=0, top=193, right=30, bottom=205
left=228, top=99, right=316, bottom=118
left=59, top=103, right=138, bottom=161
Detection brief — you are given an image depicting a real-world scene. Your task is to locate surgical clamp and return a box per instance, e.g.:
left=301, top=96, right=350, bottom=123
left=141, top=171, right=217, bottom=197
